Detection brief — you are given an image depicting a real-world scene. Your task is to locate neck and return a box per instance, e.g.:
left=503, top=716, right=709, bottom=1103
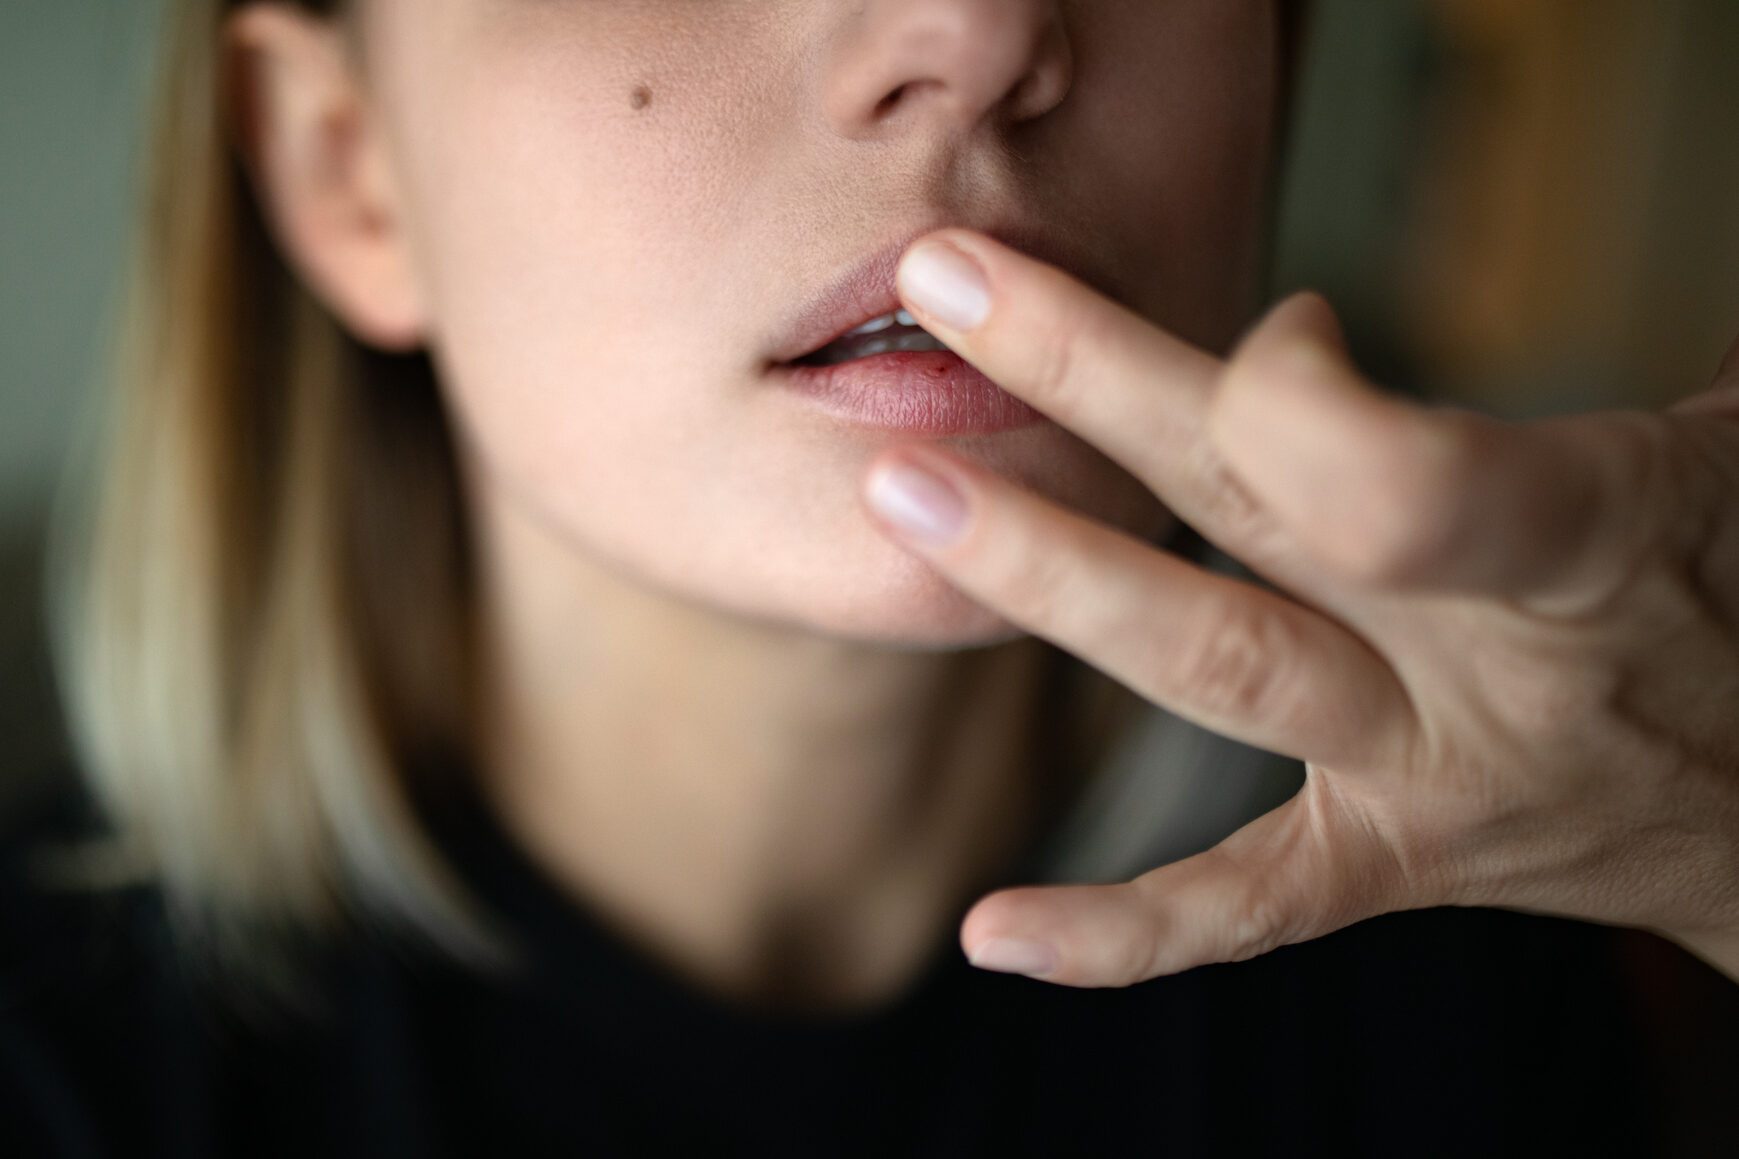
left=471, top=497, right=1145, bottom=1014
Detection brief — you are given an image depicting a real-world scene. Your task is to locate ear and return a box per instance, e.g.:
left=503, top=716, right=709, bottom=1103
left=222, top=4, right=427, bottom=352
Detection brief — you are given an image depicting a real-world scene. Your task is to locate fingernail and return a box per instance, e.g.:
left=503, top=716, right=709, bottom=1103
left=898, top=241, right=992, bottom=332
left=865, top=457, right=969, bottom=547
left=968, top=937, right=1059, bottom=979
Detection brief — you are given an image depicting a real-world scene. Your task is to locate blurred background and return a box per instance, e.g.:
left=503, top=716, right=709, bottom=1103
left=7, top=3, right=1739, bottom=1145
left=5, top=0, right=1739, bottom=784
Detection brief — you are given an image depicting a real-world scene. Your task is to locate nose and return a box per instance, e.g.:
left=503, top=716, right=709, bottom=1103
left=822, top=0, right=1074, bottom=140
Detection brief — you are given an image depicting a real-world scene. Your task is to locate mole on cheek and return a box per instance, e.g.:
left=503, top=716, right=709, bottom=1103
left=630, top=85, right=652, bottom=111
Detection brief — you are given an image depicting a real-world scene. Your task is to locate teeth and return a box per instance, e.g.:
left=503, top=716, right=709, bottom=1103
left=797, top=308, right=952, bottom=366
left=841, top=308, right=919, bottom=337
left=843, top=312, right=897, bottom=337
left=808, top=328, right=950, bottom=366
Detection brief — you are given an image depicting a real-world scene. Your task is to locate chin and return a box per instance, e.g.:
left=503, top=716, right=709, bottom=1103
left=748, top=545, right=1035, bottom=653
left=812, top=598, right=1030, bottom=654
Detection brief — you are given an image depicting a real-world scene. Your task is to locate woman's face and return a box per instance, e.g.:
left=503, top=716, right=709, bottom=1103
left=351, top=0, right=1282, bottom=648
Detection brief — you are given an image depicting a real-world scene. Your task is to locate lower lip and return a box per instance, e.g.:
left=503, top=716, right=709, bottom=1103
left=775, top=351, right=1052, bottom=436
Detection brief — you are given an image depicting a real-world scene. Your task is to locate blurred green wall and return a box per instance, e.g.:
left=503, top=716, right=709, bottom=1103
left=1, top=0, right=164, bottom=527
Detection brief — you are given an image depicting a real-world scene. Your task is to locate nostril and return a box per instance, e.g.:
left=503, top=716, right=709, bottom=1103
left=874, top=83, right=909, bottom=117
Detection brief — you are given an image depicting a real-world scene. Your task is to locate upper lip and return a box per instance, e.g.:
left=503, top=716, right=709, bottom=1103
left=767, top=222, right=1120, bottom=365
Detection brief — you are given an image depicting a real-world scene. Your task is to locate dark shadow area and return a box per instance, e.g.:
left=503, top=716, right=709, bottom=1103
left=0, top=514, right=72, bottom=814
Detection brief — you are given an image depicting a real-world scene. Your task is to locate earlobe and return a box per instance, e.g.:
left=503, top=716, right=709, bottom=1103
left=221, top=4, right=428, bottom=352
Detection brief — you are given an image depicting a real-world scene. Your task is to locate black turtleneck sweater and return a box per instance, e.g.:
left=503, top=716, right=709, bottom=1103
left=2, top=769, right=1735, bottom=1157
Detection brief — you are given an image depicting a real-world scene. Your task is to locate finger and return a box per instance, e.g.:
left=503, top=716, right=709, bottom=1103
left=893, top=229, right=1285, bottom=565
left=1668, top=330, right=1739, bottom=419
left=1717, top=330, right=1739, bottom=381
left=860, top=442, right=1413, bottom=771
left=1210, top=292, right=1652, bottom=609
left=959, top=772, right=1423, bottom=987
left=1671, top=385, right=1739, bottom=422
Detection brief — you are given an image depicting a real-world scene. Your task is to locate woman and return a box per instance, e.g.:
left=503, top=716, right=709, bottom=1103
left=4, top=0, right=1737, bottom=1153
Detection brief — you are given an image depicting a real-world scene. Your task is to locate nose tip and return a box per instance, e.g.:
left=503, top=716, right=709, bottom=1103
left=823, top=0, right=1074, bottom=140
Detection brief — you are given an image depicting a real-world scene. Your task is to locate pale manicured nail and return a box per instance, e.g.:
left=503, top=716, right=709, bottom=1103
left=968, top=937, right=1059, bottom=979
left=898, top=241, right=992, bottom=332
left=865, top=458, right=968, bottom=548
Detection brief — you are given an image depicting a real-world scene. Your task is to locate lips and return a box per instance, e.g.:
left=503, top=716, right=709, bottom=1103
left=770, top=258, right=910, bottom=366
left=793, top=309, right=952, bottom=367
left=766, top=223, right=1119, bottom=367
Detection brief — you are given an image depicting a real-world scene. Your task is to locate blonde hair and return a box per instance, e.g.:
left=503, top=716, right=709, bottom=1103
left=45, top=0, right=1305, bottom=1001
left=49, top=0, right=503, bottom=995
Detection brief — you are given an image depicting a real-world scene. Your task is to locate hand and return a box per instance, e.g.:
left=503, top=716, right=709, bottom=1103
left=858, top=228, right=1739, bottom=988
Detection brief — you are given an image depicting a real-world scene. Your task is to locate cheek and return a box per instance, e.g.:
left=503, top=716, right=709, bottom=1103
left=383, top=32, right=772, bottom=528
left=385, top=4, right=788, bottom=361
left=373, top=24, right=990, bottom=643
left=1059, top=5, right=1278, bottom=351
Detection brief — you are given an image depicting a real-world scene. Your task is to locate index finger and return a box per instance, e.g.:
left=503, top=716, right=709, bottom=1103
left=895, top=230, right=1251, bottom=544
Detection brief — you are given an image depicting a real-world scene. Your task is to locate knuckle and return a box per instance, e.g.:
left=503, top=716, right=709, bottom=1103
left=1596, top=413, right=1680, bottom=551
left=1113, top=923, right=1168, bottom=987
left=1608, top=409, right=1680, bottom=494
left=1218, top=881, right=1293, bottom=963
left=1170, top=595, right=1299, bottom=726
left=1513, top=410, right=1700, bottom=621
left=1623, top=411, right=1726, bottom=557
left=1183, top=440, right=1283, bottom=557
left=1131, top=863, right=1289, bottom=972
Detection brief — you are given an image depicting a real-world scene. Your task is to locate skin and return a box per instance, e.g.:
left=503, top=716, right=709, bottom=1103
left=227, top=0, right=1739, bottom=1009
left=876, top=235, right=1739, bottom=986
left=223, top=0, right=1283, bottom=1009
